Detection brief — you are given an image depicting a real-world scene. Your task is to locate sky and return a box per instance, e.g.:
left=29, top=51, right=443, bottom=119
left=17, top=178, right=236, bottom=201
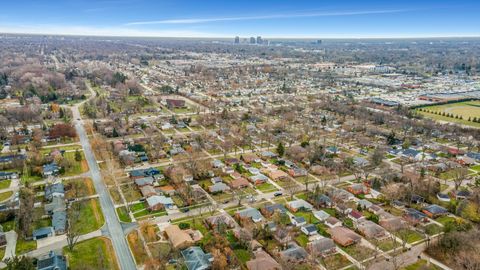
left=0, top=0, right=479, bottom=38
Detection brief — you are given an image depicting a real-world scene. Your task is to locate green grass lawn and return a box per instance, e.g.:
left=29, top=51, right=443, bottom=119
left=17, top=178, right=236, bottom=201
left=64, top=237, right=119, bottom=270
left=321, top=253, right=352, bottom=269
left=0, top=180, right=11, bottom=190
left=424, top=224, right=443, bottom=235
left=295, top=234, right=309, bottom=247
left=403, top=259, right=440, bottom=270
left=116, top=206, right=132, bottom=223
left=470, top=164, right=480, bottom=172
left=376, top=239, right=398, bottom=251
left=435, top=216, right=457, bottom=226
left=416, top=101, right=480, bottom=128
left=256, top=182, right=277, bottom=192
left=397, top=230, right=424, bottom=244
left=0, top=191, right=13, bottom=202
left=341, top=244, right=376, bottom=261
left=233, top=248, right=251, bottom=265
left=130, top=202, right=147, bottom=213
left=62, top=151, right=89, bottom=177
left=295, top=211, right=319, bottom=224
left=16, top=238, right=37, bottom=255
left=75, top=198, right=105, bottom=234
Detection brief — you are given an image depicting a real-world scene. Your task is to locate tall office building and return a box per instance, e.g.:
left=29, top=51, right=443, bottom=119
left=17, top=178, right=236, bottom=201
left=250, top=37, right=256, bottom=44
left=234, top=36, right=240, bottom=44
left=256, top=36, right=262, bottom=44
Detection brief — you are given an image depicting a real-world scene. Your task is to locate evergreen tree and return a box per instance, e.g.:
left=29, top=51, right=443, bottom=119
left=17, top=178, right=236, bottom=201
left=277, top=142, right=285, bottom=157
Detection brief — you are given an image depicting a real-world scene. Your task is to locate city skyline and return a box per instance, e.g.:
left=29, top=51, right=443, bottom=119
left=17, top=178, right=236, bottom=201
left=0, top=0, right=480, bottom=38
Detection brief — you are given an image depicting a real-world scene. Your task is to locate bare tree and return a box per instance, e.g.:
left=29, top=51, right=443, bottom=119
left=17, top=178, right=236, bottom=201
left=66, top=201, right=81, bottom=251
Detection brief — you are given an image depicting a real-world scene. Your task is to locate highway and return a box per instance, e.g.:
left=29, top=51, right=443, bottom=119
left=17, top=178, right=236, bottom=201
left=70, top=84, right=137, bottom=270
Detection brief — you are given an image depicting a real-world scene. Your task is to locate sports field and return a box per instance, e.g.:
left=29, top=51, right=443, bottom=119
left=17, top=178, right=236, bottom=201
left=416, top=100, right=480, bottom=128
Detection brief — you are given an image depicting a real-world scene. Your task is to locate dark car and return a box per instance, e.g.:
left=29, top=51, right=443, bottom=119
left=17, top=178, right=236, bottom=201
left=274, top=192, right=283, bottom=197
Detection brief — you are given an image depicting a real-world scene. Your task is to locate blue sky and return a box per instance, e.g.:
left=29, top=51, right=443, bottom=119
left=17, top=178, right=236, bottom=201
left=0, top=0, right=479, bottom=38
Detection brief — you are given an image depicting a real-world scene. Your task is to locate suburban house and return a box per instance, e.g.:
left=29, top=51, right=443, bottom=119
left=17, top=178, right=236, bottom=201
left=279, top=243, right=309, bottom=264
left=325, top=217, right=342, bottom=228
left=422, top=204, right=448, bottom=218
left=348, top=210, right=365, bottom=226
left=288, top=167, right=307, bottom=177
left=313, top=210, right=330, bottom=222
left=229, top=177, right=250, bottom=189
left=0, top=171, right=18, bottom=180
left=329, top=227, right=362, bottom=247
left=236, top=208, right=264, bottom=223
left=357, top=220, right=387, bottom=240
left=205, top=214, right=237, bottom=230
left=266, top=170, right=289, bottom=181
left=307, top=237, right=337, bottom=257
left=134, top=176, right=155, bottom=187
left=42, top=162, right=60, bottom=177
left=301, top=224, right=318, bottom=236
left=139, top=185, right=157, bottom=197
left=45, top=183, right=65, bottom=200
left=309, top=194, right=332, bottom=208
left=246, top=249, right=282, bottom=270
left=249, top=174, right=269, bottom=185
left=164, top=224, right=195, bottom=249
left=286, top=199, right=313, bottom=212
left=357, top=199, right=373, bottom=210
left=347, top=183, right=370, bottom=195
left=241, top=153, right=259, bottom=164
left=165, top=99, right=186, bottom=109
left=146, top=195, right=174, bottom=211
left=37, top=251, right=67, bottom=270
left=379, top=216, right=406, bottom=232
left=181, top=246, right=214, bottom=270
left=291, top=216, right=306, bottom=227
left=33, top=227, right=55, bottom=240
left=129, top=167, right=161, bottom=179
left=261, top=203, right=287, bottom=218
left=209, top=182, right=230, bottom=193
left=403, top=208, right=428, bottom=224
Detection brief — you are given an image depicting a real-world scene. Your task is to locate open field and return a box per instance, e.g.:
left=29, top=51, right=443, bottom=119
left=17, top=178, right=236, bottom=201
left=63, top=237, right=119, bottom=270
left=416, top=100, right=480, bottom=128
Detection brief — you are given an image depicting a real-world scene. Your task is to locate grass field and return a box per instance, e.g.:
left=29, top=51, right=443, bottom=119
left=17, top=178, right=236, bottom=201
left=64, top=237, right=119, bottom=270
left=417, top=101, right=480, bottom=128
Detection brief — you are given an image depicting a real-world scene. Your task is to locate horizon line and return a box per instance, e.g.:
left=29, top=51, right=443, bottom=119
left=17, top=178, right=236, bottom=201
left=2, top=31, right=480, bottom=40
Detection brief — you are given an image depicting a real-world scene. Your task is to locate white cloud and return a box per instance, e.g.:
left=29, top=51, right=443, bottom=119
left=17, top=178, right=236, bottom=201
left=0, top=24, right=213, bottom=37
left=125, top=9, right=408, bottom=25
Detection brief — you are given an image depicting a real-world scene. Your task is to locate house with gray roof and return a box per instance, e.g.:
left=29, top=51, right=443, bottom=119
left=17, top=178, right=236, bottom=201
left=236, top=207, right=264, bottom=223
left=37, top=251, right=67, bottom=270
left=45, top=183, right=64, bottom=201
left=181, top=246, right=214, bottom=270
left=209, top=182, right=230, bottom=193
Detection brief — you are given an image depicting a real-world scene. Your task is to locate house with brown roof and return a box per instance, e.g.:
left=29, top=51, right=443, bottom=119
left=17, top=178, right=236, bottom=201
left=230, top=177, right=250, bottom=189
left=357, top=220, right=388, bottom=240
left=165, top=99, right=186, bottom=109
left=164, top=225, right=194, bottom=249
left=379, top=217, right=407, bottom=232
left=307, top=237, right=337, bottom=257
left=267, top=170, right=289, bottom=181
left=246, top=250, right=282, bottom=270
left=241, top=153, right=259, bottom=164
left=329, top=227, right=362, bottom=247
left=139, top=185, right=157, bottom=198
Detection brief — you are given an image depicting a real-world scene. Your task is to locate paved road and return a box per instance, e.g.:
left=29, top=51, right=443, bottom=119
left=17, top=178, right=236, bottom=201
left=70, top=85, right=137, bottom=270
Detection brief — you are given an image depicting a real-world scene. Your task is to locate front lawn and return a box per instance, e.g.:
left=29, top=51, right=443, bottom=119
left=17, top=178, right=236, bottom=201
left=424, top=224, right=443, bottom=235
left=16, top=238, right=37, bottom=254
left=256, top=182, right=277, bottom=192
left=435, top=216, right=456, bottom=226
left=341, top=244, right=376, bottom=261
left=0, top=180, right=11, bottom=190
left=403, top=259, right=440, bottom=270
left=116, top=206, right=132, bottom=223
left=321, top=253, right=353, bottom=269
left=234, top=248, right=251, bottom=265
left=75, top=198, right=105, bottom=234
left=64, top=237, right=119, bottom=270
left=396, top=229, right=424, bottom=244
left=0, top=191, right=13, bottom=202
left=295, top=234, right=309, bottom=248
